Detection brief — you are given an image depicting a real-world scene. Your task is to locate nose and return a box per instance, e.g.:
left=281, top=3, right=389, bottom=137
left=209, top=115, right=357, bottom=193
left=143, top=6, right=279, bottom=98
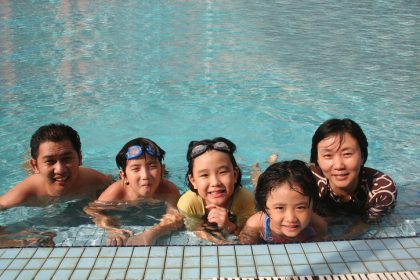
left=284, top=209, right=297, bottom=222
left=140, top=168, right=151, bottom=180
left=54, top=161, right=66, bottom=174
left=209, top=174, right=221, bottom=187
left=332, top=154, right=345, bottom=169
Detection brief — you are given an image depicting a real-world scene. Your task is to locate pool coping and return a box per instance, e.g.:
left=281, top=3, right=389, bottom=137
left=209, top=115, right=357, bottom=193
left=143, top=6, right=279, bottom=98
left=0, top=236, right=418, bottom=279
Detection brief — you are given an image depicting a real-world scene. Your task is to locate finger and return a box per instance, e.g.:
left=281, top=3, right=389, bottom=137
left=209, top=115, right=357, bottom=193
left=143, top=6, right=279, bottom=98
left=205, top=204, right=217, bottom=210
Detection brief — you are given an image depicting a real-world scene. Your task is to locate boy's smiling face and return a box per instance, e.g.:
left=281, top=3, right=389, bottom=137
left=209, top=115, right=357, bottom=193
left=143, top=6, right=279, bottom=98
left=188, top=150, right=238, bottom=209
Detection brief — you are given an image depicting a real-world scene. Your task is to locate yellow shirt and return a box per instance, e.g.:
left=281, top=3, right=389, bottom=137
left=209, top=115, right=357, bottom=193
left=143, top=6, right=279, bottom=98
left=177, top=188, right=256, bottom=229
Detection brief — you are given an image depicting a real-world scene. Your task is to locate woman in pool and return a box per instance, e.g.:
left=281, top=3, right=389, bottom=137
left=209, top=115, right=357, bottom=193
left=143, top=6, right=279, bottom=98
left=310, top=118, right=397, bottom=239
left=177, top=137, right=256, bottom=244
left=84, top=137, right=182, bottom=245
left=240, top=160, right=326, bottom=244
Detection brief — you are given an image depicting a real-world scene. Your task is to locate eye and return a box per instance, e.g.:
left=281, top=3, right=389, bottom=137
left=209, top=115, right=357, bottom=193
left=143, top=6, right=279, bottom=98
left=322, top=154, right=332, bottom=159
left=296, top=205, right=309, bottom=211
left=274, top=206, right=284, bottom=211
left=149, top=164, right=158, bottom=169
left=343, top=152, right=353, bottom=157
left=199, top=173, right=208, bottom=178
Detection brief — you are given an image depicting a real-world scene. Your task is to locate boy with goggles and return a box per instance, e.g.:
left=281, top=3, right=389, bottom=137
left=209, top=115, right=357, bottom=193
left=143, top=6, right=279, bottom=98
left=84, top=137, right=182, bottom=246
left=177, top=137, right=256, bottom=244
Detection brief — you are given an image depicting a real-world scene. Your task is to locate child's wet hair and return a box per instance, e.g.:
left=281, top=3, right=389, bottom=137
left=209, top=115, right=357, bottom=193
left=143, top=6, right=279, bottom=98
left=255, top=160, right=319, bottom=212
left=115, top=137, right=165, bottom=172
left=185, top=137, right=242, bottom=192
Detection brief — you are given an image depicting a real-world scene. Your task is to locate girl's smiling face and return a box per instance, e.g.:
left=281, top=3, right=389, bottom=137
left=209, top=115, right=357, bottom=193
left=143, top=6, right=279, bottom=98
left=266, top=183, right=312, bottom=238
left=188, top=150, right=238, bottom=208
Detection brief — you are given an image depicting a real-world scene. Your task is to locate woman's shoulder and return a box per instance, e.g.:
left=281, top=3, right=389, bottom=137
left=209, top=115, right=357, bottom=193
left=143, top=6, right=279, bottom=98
left=361, top=167, right=396, bottom=190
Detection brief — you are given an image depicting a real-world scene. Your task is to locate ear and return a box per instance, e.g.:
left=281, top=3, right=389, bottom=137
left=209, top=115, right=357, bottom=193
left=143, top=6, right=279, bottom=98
left=161, top=164, right=166, bottom=177
left=78, top=153, right=83, bottom=166
left=234, top=166, right=240, bottom=183
left=30, top=159, right=39, bottom=174
left=188, top=174, right=198, bottom=190
left=119, top=169, right=126, bottom=181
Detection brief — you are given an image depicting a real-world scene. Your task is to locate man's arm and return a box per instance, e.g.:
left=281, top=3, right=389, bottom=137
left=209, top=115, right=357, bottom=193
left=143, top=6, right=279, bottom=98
left=0, top=178, right=38, bottom=210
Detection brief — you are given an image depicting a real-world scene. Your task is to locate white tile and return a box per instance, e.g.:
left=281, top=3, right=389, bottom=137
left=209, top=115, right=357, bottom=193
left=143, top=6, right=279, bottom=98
left=311, top=263, right=331, bottom=275
left=149, top=247, right=166, bottom=258
left=234, top=245, right=252, bottom=255
left=285, top=243, right=303, bottom=254
left=1, top=249, right=21, bottom=259
left=125, top=269, right=144, bottom=280
left=34, top=269, right=56, bottom=280
left=293, top=264, right=312, bottom=276
left=16, top=248, right=36, bottom=259
left=218, top=246, right=235, bottom=255
left=183, top=256, right=200, bottom=268
left=219, top=266, right=238, bottom=278
left=201, top=246, right=217, bottom=256
left=254, top=254, right=272, bottom=267
left=25, top=258, right=46, bottom=269
left=128, top=257, right=147, bottom=269
left=329, top=263, right=350, bottom=274
left=8, top=258, right=29, bottom=270
left=181, top=267, right=200, bottom=280
left=201, top=255, right=218, bottom=267
left=98, top=247, right=117, bottom=258
left=268, top=244, right=286, bottom=254
left=88, top=269, right=109, bottom=280
left=251, top=244, right=269, bottom=255
left=323, top=252, right=343, bottom=263
left=42, top=258, right=62, bottom=269
left=238, top=266, right=255, bottom=277
left=111, top=257, right=130, bottom=269
left=271, top=254, right=290, bottom=266
left=364, top=261, right=386, bottom=273
left=77, top=257, right=96, bottom=269
left=162, top=268, right=181, bottom=280
left=274, top=265, right=293, bottom=276
left=166, top=246, right=183, bottom=257
left=218, top=255, right=236, bottom=267
left=236, top=255, right=254, bottom=267
left=58, top=258, right=79, bottom=269
left=107, top=269, right=127, bottom=280
left=165, top=257, right=182, bottom=268
left=346, top=261, right=368, bottom=273
left=184, top=246, right=200, bottom=257
left=132, top=247, right=150, bottom=258
left=52, top=269, right=73, bottom=280
left=66, top=247, right=84, bottom=258
left=256, top=265, right=275, bottom=277
left=81, top=247, right=100, bottom=258
left=201, top=267, right=218, bottom=279
left=33, top=248, right=53, bottom=259
left=143, top=268, right=163, bottom=280
left=301, top=242, right=320, bottom=253
left=146, top=257, right=165, bottom=268
left=70, top=269, right=90, bottom=280
left=49, top=248, right=69, bottom=258
left=16, top=269, right=39, bottom=280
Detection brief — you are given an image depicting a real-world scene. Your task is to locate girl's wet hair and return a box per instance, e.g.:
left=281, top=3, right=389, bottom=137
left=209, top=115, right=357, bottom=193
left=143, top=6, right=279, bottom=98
left=255, top=160, right=319, bottom=212
left=185, top=137, right=242, bottom=192
left=115, top=137, right=165, bottom=172
left=310, top=118, right=368, bottom=165
left=30, top=123, right=81, bottom=160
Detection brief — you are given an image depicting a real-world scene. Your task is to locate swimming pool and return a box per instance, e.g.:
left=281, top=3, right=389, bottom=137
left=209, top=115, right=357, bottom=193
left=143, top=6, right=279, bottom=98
left=0, top=0, right=419, bottom=245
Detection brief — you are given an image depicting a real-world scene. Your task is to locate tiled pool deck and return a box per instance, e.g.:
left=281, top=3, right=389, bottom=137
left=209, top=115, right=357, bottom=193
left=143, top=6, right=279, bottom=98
left=0, top=237, right=418, bottom=280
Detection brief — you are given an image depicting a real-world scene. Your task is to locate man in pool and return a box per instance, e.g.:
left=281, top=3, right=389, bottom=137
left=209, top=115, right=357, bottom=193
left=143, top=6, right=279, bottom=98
left=0, top=123, right=113, bottom=209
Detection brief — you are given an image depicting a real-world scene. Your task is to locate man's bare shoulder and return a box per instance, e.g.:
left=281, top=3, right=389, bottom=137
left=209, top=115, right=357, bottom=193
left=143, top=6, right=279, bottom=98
left=160, top=179, right=180, bottom=196
left=78, top=167, right=113, bottom=187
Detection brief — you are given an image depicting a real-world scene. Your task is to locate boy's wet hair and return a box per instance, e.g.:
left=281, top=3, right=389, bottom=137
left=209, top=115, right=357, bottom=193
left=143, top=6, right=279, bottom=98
left=30, top=123, right=81, bottom=160
left=310, top=118, right=368, bottom=165
left=255, top=160, right=319, bottom=212
left=185, top=137, right=242, bottom=192
left=115, top=137, right=165, bottom=172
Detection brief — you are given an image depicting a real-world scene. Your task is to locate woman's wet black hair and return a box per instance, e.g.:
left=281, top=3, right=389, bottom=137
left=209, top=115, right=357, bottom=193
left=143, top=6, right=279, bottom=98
left=185, top=137, right=242, bottom=192
left=255, top=160, right=319, bottom=212
left=310, top=118, right=368, bottom=165
left=115, top=137, right=165, bottom=172
left=30, top=123, right=81, bottom=160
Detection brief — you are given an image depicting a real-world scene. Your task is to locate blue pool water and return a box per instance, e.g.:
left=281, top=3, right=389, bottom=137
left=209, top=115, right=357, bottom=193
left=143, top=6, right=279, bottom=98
left=0, top=1, right=419, bottom=244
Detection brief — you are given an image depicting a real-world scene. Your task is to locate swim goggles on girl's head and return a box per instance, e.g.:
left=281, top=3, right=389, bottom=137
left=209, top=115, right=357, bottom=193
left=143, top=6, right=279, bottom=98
left=125, top=145, right=160, bottom=160
left=190, top=141, right=231, bottom=159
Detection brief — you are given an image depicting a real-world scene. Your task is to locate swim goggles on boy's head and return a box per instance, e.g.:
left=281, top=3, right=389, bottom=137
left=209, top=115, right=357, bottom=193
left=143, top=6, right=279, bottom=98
left=125, top=145, right=160, bottom=160
left=190, top=141, right=231, bottom=159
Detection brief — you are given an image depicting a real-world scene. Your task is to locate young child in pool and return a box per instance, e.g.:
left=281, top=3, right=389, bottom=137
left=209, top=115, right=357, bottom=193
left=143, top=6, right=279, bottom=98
left=240, top=160, right=326, bottom=244
left=84, top=137, right=182, bottom=245
left=177, top=137, right=256, bottom=244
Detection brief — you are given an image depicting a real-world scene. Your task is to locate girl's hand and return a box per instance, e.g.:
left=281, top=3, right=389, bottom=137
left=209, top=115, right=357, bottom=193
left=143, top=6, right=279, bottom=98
left=206, top=205, right=237, bottom=233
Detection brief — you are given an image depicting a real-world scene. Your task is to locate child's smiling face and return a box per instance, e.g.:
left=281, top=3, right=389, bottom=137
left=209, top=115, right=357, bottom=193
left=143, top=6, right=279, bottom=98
left=188, top=150, right=238, bottom=208
left=265, top=183, right=312, bottom=238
